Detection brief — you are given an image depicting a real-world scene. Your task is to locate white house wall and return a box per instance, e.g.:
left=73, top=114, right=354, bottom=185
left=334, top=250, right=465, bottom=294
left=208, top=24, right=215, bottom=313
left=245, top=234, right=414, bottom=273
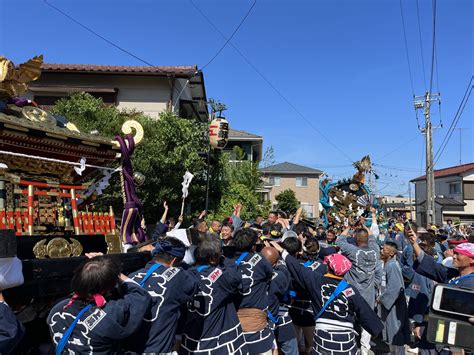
left=414, top=171, right=474, bottom=224
left=28, top=73, right=193, bottom=119
left=462, top=172, right=474, bottom=181
left=414, top=176, right=464, bottom=202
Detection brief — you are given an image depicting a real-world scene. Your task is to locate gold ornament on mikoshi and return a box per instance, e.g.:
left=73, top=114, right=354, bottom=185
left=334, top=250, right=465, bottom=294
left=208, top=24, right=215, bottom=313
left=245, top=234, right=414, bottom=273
left=111, top=120, right=144, bottom=148
left=209, top=117, right=229, bottom=149
left=0, top=55, right=43, bottom=99
left=133, top=172, right=146, bottom=186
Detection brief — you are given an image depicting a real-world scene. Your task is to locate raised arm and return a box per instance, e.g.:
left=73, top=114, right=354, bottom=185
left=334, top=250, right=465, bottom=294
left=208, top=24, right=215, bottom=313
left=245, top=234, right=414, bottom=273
left=232, top=203, right=244, bottom=232
left=335, top=227, right=358, bottom=257
left=160, top=201, right=168, bottom=224
left=198, top=209, right=207, bottom=220
left=292, top=207, right=303, bottom=227
left=269, top=241, right=321, bottom=295
left=406, top=229, right=459, bottom=283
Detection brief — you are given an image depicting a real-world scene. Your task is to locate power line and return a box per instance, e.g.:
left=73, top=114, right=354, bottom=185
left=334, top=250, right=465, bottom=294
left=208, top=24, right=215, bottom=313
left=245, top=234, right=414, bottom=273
left=44, top=0, right=256, bottom=108
left=313, top=164, right=354, bottom=169
left=427, top=0, right=442, bottom=127
left=175, top=1, right=256, bottom=104
left=373, top=163, right=420, bottom=172
left=415, top=0, right=428, bottom=91
left=434, top=41, right=441, bottom=94
left=434, top=76, right=473, bottom=161
left=429, top=0, right=437, bottom=93
left=189, top=0, right=354, bottom=163
left=398, top=0, right=416, bottom=96
left=43, top=0, right=155, bottom=66
left=398, top=0, right=422, bottom=130
left=373, top=134, right=419, bottom=162
left=434, top=79, right=474, bottom=164
left=200, top=0, right=257, bottom=71
left=433, top=41, right=442, bottom=127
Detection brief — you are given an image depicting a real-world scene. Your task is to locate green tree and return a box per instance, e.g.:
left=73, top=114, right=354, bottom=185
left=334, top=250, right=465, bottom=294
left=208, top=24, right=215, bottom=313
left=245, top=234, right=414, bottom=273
left=275, top=189, right=300, bottom=214
left=260, top=146, right=275, bottom=169
left=52, top=92, right=218, bottom=222
left=209, top=146, right=271, bottom=221
left=222, top=147, right=262, bottom=192
left=208, top=98, right=227, bottom=116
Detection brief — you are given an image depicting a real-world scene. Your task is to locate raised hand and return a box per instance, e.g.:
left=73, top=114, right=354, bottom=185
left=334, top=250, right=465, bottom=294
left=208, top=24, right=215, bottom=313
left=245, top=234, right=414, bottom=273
left=198, top=210, right=207, bottom=219
left=406, top=229, right=417, bottom=245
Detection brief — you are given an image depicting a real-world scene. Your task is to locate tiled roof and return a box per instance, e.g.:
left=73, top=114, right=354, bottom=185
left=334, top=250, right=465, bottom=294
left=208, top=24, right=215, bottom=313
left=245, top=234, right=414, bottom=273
left=228, top=128, right=262, bottom=140
left=40, top=63, right=198, bottom=77
left=260, top=161, right=323, bottom=175
left=411, top=162, right=474, bottom=182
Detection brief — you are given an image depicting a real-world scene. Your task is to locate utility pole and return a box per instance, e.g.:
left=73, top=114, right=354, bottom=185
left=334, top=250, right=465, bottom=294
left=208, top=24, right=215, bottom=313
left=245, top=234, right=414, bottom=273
left=414, top=91, right=441, bottom=226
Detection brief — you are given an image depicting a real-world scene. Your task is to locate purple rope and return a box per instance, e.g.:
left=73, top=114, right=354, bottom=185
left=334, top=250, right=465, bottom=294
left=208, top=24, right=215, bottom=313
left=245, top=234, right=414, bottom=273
left=116, top=134, right=145, bottom=244
left=116, top=135, right=142, bottom=208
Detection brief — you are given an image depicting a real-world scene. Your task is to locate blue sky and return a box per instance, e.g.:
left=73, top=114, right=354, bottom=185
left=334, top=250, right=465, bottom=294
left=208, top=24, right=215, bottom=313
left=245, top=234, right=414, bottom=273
left=1, top=0, right=472, bottom=195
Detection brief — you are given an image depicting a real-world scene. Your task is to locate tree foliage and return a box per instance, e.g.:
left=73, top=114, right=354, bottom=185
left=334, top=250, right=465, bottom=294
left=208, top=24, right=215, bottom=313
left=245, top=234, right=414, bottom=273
left=208, top=98, right=227, bottom=116
left=275, top=189, right=300, bottom=214
left=210, top=146, right=271, bottom=221
left=222, top=147, right=261, bottom=192
left=52, top=92, right=217, bottom=222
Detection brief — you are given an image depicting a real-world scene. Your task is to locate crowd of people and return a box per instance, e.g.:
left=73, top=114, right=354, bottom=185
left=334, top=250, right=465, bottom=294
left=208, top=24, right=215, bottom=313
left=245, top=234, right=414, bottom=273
left=1, top=204, right=473, bottom=354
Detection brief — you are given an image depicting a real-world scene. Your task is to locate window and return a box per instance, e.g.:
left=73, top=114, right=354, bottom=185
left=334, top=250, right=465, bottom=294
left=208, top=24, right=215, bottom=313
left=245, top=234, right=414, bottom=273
left=464, top=182, right=474, bottom=200
left=449, top=183, right=461, bottom=194
left=296, top=177, right=308, bottom=187
left=269, top=176, right=281, bottom=186
left=301, top=203, right=314, bottom=218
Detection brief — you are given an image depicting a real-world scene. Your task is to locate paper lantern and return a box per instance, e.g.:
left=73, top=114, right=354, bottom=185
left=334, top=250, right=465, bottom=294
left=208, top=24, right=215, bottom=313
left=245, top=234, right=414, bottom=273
left=209, top=117, right=229, bottom=149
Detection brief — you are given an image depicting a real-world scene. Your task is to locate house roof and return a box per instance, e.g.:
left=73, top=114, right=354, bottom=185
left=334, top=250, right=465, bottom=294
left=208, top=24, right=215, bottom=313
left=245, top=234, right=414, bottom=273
left=37, top=62, right=209, bottom=121
left=411, top=162, right=474, bottom=182
left=228, top=128, right=262, bottom=141
left=40, top=63, right=198, bottom=77
left=260, top=161, right=323, bottom=175
left=417, top=197, right=466, bottom=207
